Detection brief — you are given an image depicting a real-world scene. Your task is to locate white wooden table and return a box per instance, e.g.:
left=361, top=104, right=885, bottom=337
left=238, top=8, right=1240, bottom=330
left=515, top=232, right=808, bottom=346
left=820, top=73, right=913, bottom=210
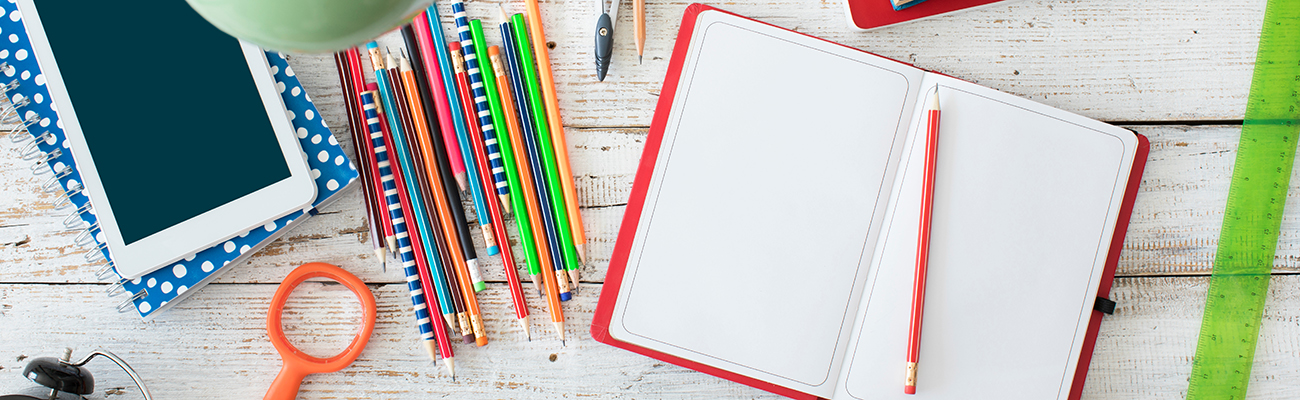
left=1, top=0, right=1295, bottom=398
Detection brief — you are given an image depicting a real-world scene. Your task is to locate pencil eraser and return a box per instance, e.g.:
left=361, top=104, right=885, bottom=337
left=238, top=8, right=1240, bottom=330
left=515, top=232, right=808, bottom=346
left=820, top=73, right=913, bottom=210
left=366, top=41, right=378, bottom=49
left=473, top=281, right=487, bottom=292
left=462, top=334, right=475, bottom=344
left=450, top=41, right=461, bottom=51
left=487, top=245, right=500, bottom=256
left=904, top=385, right=915, bottom=395
left=475, top=337, right=488, bottom=347
left=559, top=292, right=572, bottom=302
left=365, top=82, right=378, bottom=92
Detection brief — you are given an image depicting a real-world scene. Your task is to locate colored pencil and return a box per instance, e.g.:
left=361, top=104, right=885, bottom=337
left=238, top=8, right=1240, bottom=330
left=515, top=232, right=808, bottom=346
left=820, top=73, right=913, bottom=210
left=469, top=39, right=535, bottom=338
left=449, top=4, right=513, bottom=217
left=905, top=89, right=941, bottom=395
left=393, top=52, right=483, bottom=345
left=333, top=52, right=387, bottom=269
left=402, top=26, right=496, bottom=338
left=360, top=88, right=453, bottom=376
left=369, top=44, right=464, bottom=340
left=423, top=4, right=500, bottom=258
left=507, top=14, right=570, bottom=342
left=511, top=14, right=575, bottom=300
left=634, top=0, right=645, bottom=64
left=348, top=49, right=399, bottom=258
left=403, top=48, right=515, bottom=344
left=519, top=0, right=588, bottom=267
left=405, top=25, right=486, bottom=304
left=498, top=7, right=550, bottom=294
left=410, top=13, right=468, bottom=192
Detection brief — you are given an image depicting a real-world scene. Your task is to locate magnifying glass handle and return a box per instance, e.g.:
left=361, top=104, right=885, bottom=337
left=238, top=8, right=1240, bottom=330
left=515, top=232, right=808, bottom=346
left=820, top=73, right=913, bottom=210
left=264, top=365, right=310, bottom=400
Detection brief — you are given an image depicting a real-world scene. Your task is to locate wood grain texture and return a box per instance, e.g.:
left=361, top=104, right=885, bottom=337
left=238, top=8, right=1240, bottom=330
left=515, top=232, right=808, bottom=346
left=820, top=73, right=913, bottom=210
left=276, top=0, right=1266, bottom=127
left=0, top=0, right=1290, bottom=398
left=13, top=124, right=1300, bottom=283
left=2, top=276, right=1300, bottom=399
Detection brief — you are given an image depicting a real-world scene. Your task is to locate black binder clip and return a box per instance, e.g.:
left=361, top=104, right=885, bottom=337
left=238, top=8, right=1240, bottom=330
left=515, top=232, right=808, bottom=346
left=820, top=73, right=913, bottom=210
left=2, top=348, right=152, bottom=400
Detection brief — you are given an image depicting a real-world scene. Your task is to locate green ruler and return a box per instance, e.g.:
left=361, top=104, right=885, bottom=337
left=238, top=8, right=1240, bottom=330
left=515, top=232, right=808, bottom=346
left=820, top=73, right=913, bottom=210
left=1186, top=1, right=1300, bottom=399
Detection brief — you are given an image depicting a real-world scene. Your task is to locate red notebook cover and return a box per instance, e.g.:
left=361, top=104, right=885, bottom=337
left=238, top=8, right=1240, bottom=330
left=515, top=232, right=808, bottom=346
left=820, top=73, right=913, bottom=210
left=591, top=5, right=1150, bottom=399
left=843, top=0, right=1016, bottom=30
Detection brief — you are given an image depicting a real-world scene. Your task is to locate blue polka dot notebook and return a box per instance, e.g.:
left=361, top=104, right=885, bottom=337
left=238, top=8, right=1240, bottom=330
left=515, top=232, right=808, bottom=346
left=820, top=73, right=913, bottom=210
left=0, top=5, right=359, bottom=319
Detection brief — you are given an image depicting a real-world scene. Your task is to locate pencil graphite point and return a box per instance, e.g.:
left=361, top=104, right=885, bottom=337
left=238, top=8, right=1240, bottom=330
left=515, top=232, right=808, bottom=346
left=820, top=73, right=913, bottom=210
left=374, top=248, right=387, bottom=271
left=520, top=315, right=532, bottom=341
left=386, top=235, right=398, bottom=253
left=530, top=273, right=544, bottom=296
left=455, top=172, right=469, bottom=192
left=499, top=195, right=514, bottom=215
left=639, top=55, right=642, bottom=64
left=445, top=358, right=456, bottom=380
left=422, top=340, right=438, bottom=362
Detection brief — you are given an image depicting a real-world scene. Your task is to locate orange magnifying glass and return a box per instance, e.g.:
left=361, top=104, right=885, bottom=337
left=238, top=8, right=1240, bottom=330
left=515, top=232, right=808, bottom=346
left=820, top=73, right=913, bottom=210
left=264, top=262, right=377, bottom=400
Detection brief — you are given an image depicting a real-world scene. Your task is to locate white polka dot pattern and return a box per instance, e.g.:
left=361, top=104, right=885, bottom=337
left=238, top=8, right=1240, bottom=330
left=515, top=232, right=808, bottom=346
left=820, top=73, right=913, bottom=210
left=0, top=19, right=361, bottom=318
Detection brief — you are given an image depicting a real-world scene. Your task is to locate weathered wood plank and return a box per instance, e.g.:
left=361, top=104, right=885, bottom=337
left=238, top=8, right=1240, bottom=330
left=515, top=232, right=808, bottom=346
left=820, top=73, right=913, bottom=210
left=11, top=124, right=1300, bottom=283
left=2, top=276, right=1300, bottom=399
left=286, top=0, right=1265, bottom=128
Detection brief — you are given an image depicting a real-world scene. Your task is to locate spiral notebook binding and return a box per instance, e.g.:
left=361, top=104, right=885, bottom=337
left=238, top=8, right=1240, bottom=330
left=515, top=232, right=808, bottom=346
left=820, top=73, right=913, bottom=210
left=95, top=261, right=117, bottom=282
left=29, top=147, right=61, bottom=174
left=52, top=180, right=84, bottom=210
left=63, top=201, right=93, bottom=230
left=72, top=221, right=99, bottom=247
left=115, top=290, right=147, bottom=313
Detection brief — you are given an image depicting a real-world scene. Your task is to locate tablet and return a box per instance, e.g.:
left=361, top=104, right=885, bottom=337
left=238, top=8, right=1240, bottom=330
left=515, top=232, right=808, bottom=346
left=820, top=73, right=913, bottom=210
left=16, top=1, right=317, bottom=280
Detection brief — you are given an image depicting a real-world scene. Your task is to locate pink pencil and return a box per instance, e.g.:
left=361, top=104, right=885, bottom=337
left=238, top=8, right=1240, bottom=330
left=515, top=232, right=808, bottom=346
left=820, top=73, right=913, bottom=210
left=411, top=12, right=468, bottom=192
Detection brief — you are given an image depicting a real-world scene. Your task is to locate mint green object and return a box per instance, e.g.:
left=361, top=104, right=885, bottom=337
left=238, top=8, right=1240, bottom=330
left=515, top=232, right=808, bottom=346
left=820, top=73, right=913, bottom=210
left=186, top=0, right=430, bottom=52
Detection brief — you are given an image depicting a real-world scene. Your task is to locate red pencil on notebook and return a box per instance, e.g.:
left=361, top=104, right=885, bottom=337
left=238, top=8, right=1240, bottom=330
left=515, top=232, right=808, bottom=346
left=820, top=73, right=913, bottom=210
left=905, top=88, right=940, bottom=395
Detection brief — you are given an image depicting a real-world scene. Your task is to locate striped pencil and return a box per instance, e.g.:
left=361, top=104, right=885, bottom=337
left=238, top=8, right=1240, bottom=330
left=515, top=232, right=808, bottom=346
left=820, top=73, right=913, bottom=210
left=511, top=14, right=575, bottom=301
left=449, top=2, right=513, bottom=215
left=369, top=43, right=469, bottom=342
left=403, top=24, right=488, bottom=316
left=360, top=89, right=454, bottom=376
left=498, top=7, right=551, bottom=295
left=393, top=52, right=479, bottom=346
left=423, top=4, right=500, bottom=258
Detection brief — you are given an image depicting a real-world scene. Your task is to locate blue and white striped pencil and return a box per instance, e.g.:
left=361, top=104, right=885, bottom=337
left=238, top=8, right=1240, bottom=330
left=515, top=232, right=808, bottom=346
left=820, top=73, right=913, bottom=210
left=450, top=2, right=513, bottom=215
left=424, top=4, right=500, bottom=258
left=359, top=89, right=454, bottom=374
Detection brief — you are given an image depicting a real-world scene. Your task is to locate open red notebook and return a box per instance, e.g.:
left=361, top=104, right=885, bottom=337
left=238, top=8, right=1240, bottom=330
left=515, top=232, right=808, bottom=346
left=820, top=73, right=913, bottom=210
left=592, top=5, right=1149, bottom=399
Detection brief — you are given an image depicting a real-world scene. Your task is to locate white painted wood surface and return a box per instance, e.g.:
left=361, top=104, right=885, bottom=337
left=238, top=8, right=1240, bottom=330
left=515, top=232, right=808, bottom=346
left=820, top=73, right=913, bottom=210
left=0, top=0, right=1293, bottom=398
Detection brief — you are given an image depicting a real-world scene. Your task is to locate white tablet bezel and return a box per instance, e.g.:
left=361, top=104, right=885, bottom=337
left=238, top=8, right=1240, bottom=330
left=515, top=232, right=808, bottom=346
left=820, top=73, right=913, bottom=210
left=17, top=0, right=317, bottom=280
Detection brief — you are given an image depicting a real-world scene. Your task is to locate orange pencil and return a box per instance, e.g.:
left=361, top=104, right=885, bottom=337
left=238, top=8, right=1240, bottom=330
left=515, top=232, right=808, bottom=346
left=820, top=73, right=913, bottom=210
left=521, top=0, right=588, bottom=269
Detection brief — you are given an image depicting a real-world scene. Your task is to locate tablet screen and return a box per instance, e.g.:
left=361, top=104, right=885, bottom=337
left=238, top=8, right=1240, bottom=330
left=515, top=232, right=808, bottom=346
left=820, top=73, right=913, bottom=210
left=33, top=1, right=291, bottom=245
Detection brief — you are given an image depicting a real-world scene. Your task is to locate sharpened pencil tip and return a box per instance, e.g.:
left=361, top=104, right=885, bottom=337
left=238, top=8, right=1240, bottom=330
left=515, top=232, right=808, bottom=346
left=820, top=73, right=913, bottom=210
left=639, top=55, right=643, bottom=64
left=928, top=88, right=940, bottom=111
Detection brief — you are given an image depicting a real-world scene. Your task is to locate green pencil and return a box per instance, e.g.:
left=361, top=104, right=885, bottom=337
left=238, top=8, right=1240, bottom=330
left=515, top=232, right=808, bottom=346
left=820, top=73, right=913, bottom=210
left=512, top=14, right=582, bottom=292
left=471, top=20, right=544, bottom=292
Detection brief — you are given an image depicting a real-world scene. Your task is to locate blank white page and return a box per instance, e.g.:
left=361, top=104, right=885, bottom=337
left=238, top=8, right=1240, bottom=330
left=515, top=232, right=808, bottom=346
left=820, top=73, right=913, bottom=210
left=836, top=76, right=1137, bottom=400
left=606, top=10, right=924, bottom=397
